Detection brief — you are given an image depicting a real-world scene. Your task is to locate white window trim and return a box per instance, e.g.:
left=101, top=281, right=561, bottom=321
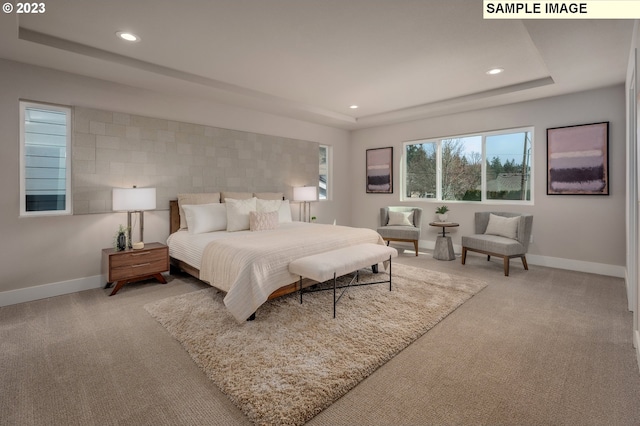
left=19, top=101, right=72, bottom=217
left=401, top=126, right=534, bottom=206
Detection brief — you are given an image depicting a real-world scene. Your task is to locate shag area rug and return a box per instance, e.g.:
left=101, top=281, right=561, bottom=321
left=144, top=263, right=486, bottom=426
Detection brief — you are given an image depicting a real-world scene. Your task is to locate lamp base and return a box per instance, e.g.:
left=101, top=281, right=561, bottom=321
left=132, top=242, right=145, bottom=250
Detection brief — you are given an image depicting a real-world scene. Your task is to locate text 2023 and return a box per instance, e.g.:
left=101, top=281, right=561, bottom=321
left=16, top=3, right=45, bottom=13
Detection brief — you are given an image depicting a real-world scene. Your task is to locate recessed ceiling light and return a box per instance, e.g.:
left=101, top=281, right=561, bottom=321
left=486, top=68, right=504, bottom=75
left=116, top=31, right=140, bottom=42
left=349, top=105, right=359, bottom=109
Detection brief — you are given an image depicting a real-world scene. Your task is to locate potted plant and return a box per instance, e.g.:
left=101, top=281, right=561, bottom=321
left=311, top=216, right=317, bottom=223
left=435, top=205, right=449, bottom=222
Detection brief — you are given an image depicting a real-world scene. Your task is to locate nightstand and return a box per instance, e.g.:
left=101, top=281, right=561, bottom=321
left=102, top=242, right=169, bottom=296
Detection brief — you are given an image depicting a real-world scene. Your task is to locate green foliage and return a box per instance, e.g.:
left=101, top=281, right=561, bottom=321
left=435, top=205, right=449, bottom=214
left=406, top=139, right=530, bottom=201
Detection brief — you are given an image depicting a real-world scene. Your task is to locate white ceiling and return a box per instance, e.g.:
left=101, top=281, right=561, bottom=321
left=0, top=1, right=634, bottom=129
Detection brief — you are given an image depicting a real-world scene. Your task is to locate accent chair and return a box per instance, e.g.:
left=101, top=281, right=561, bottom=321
left=461, top=212, right=533, bottom=276
left=377, top=206, right=423, bottom=256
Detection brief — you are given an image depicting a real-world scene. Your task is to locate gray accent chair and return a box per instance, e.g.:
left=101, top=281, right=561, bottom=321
left=377, top=207, right=423, bottom=256
left=461, top=212, right=533, bottom=276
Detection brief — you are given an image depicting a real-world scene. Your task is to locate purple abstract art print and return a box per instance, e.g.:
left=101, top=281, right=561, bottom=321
left=547, top=122, right=609, bottom=195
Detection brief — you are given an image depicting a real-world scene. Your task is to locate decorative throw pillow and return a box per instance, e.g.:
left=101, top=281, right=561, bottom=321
left=484, top=214, right=519, bottom=239
left=388, top=210, right=414, bottom=226
left=256, top=198, right=282, bottom=213
left=249, top=211, right=279, bottom=231
left=278, top=200, right=293, bottom=223
left=177, top=192, right=220, bottom=229
left=254, top=192, right=284, bottom=200
left=182, top=203, right=227, bottom=234
left=225, top=197, right=257, bottom=231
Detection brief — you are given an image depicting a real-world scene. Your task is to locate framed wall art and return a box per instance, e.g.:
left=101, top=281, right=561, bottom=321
left=366, top=147, right=393, bottom=193
left=547, top=122, right=609, bottom=195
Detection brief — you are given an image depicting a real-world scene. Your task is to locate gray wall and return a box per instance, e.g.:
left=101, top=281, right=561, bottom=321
left=350, top=85, right=626, bottom=273
left=0, top=59, right=350, bottom=295
left=72, top=106, right=318, bottom=214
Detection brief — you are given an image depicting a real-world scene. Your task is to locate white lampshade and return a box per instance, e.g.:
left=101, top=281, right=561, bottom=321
left=293, top=186, right=317, bottom=202
left=112, top=187, right=156, bottom=211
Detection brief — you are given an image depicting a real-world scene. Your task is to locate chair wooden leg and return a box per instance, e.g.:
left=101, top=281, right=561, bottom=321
left=413, top=240, right=419, bottom=256
left=504, top=257, right=510, bottom=276
left=521, top=255, right=529, bottom=270
left=461, top=247, right=467, bottom=265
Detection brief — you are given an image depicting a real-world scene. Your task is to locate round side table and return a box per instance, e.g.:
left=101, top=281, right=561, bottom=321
left=428, top=222, right=459, bottom=261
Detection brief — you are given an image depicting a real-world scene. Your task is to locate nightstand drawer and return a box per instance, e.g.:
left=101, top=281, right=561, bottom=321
left=110, top=259, right=168, bottom=281
left=110, top=249, right=167, bottom=268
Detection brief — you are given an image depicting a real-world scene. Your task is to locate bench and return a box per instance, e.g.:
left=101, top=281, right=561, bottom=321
left=288, top=243, right=398, bottom=317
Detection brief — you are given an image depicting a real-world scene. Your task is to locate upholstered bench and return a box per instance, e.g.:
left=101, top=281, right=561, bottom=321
left=289, top=243, right=398, bottom=317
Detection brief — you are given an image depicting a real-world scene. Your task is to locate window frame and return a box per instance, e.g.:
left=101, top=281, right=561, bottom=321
left=402, top=126, right=534, bottom=206
left=19, top=100, right=72, bottom=217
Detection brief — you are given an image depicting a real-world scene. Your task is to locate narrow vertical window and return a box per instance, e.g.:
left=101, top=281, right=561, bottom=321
left=319, top=145, right=329, bottom=200
left=20, top=101, right=72, bottom=216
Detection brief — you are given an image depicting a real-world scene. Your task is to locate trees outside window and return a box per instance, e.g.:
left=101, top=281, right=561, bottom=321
left=404, top=128, right=532, bottom=204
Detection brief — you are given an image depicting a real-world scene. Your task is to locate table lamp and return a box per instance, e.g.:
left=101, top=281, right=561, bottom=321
left=293, top=186, right=317, bottom=222
left=112, top=186, right=156, bottom=249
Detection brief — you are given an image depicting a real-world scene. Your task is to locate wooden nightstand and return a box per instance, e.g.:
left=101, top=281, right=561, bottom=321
left=102, top=242, right=169, bottom=296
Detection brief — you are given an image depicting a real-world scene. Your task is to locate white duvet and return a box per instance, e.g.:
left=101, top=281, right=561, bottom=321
left=167, top=222, right=384, bottom=322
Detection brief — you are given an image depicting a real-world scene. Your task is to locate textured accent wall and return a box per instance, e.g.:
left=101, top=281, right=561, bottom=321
left=72, top=107, right=319, bottom=214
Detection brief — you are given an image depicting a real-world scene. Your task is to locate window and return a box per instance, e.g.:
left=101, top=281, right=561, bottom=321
left=319, top=145, right=330, bottom=200
left=404, top=127, right=532, bottom=203
left=20, top=101, right=72, bottom=216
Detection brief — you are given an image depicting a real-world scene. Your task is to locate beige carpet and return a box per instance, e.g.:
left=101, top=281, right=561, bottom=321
left=144, top=263, right=486, bottom=426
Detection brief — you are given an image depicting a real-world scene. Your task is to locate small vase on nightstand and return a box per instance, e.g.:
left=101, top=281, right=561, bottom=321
left=117, top=232, right=127, bottom=251
left=438, top=214, right=448, bottom=222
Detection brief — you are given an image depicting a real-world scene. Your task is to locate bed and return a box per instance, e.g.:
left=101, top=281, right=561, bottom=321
left=167, top=199, right=385, bottom=322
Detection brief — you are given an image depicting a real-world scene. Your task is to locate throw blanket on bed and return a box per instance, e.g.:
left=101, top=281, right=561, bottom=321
left=199, top=224, right=385, bottom=322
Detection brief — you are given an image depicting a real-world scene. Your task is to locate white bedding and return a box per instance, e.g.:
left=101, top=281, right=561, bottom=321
left=167, top=222, right=384, bottom=322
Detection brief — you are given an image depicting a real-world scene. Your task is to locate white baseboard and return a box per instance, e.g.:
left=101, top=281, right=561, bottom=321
left=0, top=275, right=104, bottom=307
left=394, top=239, right=626, bottom=278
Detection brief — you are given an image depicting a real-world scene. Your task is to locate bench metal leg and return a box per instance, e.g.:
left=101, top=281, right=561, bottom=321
left=333, top=272, right=337, bottom=318
left=298, top=255, right=394, bottom=318
left=389, top=255, right=392, bottom=291
left=299, top=276, right=303, bottom=304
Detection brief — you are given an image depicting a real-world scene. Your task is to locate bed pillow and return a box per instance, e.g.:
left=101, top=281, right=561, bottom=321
left=254, top=192, right=284, bottom=200
left=221, top=191, right=253, bottom=203
left=177, top=193, right=221, bottom=229
left=256, top=198, right=282, bottom=213
left=484, top=214, right=519, bottom=239
left=182, top=203, right=227, bottom=234
left=249, top=211, right=279, bottom=231
left=226, top=197, right=257, bottom=231
left=278, top=200, right=293, bottom=223
left=388, top=211, right=414, bottom=226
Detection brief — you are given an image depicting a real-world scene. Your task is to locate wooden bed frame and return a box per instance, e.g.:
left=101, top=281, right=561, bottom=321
left=168, top=199, right=308, bottom=300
